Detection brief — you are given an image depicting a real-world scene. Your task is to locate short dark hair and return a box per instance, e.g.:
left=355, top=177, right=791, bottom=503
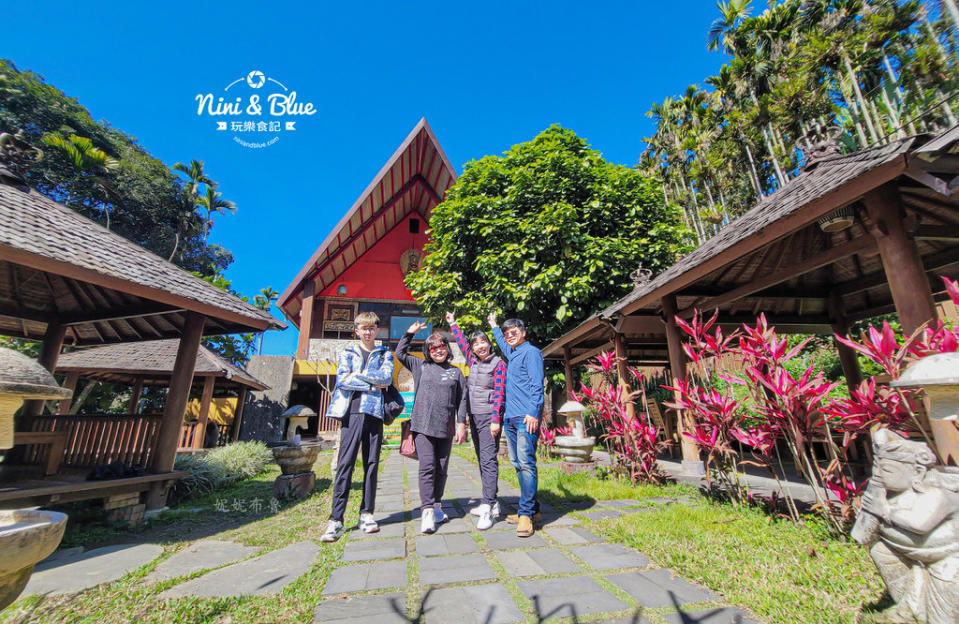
left=422, top=332, right=451, bottom=362
left=469, top=330, right=491, bottom=346
left=502, top=318, right=525, bottom=332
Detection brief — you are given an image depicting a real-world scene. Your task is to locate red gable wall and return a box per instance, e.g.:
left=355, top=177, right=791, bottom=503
left=317, top=213, right=428, bottom=301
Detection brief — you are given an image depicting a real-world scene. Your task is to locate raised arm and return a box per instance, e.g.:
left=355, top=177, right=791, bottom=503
left=395, top=322, right=425, bottom=374
left=490, top=360, right=507, bottom=424
left=490, top=312, right=514, bottom=359
left=447, top=313, right=476, bottom=367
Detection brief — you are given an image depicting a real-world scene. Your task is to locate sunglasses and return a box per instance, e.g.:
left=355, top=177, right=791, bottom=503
left=429, top=345, right=448, bottom=352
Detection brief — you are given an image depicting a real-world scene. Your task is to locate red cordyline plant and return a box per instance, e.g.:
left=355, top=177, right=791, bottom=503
left=666, top=277, right=959, bottom=533
left=666, top=309, right=856, bottom=531
left=539, top=423, right=572, bottom=449
left=575, top=351, right=668, bottom=484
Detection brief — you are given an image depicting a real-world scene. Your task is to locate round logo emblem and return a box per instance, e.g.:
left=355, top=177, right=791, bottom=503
left=246, top=70, right=266, bottom=89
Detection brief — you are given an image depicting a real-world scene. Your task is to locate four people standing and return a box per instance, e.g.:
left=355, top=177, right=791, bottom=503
left=320, top=311, right=543, bottom=540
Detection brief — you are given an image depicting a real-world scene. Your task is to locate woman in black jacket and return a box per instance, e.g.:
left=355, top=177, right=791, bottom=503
left=396, top=321, right=467, bottom=534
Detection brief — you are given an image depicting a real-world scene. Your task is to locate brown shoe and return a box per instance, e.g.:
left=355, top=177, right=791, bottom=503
left=506, top=512, right=542, bottom=525
left=516, top=515, right=534, bottom=537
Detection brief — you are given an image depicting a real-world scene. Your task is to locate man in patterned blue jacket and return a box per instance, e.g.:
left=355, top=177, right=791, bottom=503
left=321, top=311, right=394, bottom=542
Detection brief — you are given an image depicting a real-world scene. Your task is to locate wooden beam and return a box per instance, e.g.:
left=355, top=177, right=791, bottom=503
left=192, top=375, right=216, bottom=449
left=680, top=236, right=877, bottom=316
left=57, top=372, right=79, bottom=415
left=569, top=341, right=614, bottom=366
left=232, top=387, right=248, bottom=442
left=60, top=303, right=184, bottom=326
left=832, top=246, right=959, bottom=298
left=147, top=312, right=204, bottom=508
left=616, top=157, right=907, bottom=318
left=913, top=224, right=959, bottom=242
left=296, top=281, right=315, bottom=359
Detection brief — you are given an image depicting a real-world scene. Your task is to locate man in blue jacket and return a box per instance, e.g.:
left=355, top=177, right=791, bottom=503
left=489, top=312, right=545, bottom=537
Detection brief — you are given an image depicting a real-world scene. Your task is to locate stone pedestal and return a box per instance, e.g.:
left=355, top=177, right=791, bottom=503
left=552, top=435, right=596, bottom=463
left=559, top=460, right=597, bottom=475
left=274, top=472, right=316, bottom=500
left=0, top=509, right=68, bottom=610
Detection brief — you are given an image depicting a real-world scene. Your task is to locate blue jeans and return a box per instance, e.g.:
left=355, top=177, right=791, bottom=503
left=505, top=418, right=540, bottom=517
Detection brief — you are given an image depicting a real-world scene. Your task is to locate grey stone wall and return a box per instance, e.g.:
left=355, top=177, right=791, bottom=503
left=238, top=355, right=295, bottom=443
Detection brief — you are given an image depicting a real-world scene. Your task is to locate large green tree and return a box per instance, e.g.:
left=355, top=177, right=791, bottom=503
left=405, top=125, right=690, bottom=344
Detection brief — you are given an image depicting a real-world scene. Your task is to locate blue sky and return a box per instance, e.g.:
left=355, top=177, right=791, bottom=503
left=2, top=1, right=727, bottom=356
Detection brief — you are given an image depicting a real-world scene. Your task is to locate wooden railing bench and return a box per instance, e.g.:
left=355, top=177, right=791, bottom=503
left=13, top=431, right=69, bottom=476
left=0, top=471, right=188, bottom=510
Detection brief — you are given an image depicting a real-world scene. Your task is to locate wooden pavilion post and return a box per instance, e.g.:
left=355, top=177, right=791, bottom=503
left=232, top=386, right=248, bottom=442
left=831, top=317, right=863, bottom=392
left=612, top=331, right=635, bottom=420
left=828, top=294, right=862, bottom=392
left=147, top=312, right=204, bottom=508
left=57, top=371, right=80, bottom=415
left=127, top=378, right=144, bottom=414
left=191, top=375, right=216, bottom=449
left=295, top=281, right=315, bottom=360
left=863, top=185, right=959, bottom=464
left=662, top=295, right=703, bottom=473
left=563, top=346, right=574, bottom=398
left=22, top=322, right=67, bottom=420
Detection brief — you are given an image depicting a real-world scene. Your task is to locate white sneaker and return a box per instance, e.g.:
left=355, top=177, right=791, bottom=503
left=321, top=519, right=345, bottom=542
left=471, top=500, right=500, bottom=517
left=359, top=512, right=379, bottom=534
left=420, top=508, right=436, bottom=534
left=476, top=504, right=493, bottom=530
left=434, top=507, right=449, bottom=524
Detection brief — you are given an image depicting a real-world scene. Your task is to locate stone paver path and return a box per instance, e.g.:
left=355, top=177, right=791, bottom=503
left=314, top=454, right=762, bottom=623
left=25, top=452, right=761, bottom=622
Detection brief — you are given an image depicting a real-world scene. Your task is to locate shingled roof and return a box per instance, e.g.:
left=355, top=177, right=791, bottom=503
left=605, top=135, right=918, bottom=319
left=545, top=126, right=959, bottom=360
left=0, top=181, right=286, bottom=344
left=56, top=339, right=268, bottom=390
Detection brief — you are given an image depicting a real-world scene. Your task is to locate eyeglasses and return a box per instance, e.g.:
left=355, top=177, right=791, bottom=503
left=356, top=325, right=378, bottom=333
left=429, top=345, right=448, bottom=352
left=504, top=328, right=524, bottom=337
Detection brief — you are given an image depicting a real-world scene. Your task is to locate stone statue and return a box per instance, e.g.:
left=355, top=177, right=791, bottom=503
left=852, top=429, right=959, bottom=624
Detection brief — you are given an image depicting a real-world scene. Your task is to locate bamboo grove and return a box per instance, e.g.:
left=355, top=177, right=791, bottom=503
left=641, top=0, right=959, bottom=243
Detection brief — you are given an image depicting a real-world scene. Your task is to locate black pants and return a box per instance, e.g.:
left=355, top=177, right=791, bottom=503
left=469, top=412, right=500, bottom=506
left=413, top=432, right=452, bottom=509
left=330, top=412, right=383, bottom=522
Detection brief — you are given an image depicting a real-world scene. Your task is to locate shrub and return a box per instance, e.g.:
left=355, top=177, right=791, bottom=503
left=170, top=441, right=273, bottom=504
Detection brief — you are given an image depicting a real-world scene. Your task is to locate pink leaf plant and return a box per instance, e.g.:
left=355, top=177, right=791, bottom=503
left=576, top=354, right=668, bottom=484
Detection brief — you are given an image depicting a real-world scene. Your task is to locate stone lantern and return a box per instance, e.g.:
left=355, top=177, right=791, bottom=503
left=0, top=347, right=73, bottom=609
left=891, top=352, right=959, bottom=421
left=552, top=400, right=596, bottom=466
left=270, top=405, right=322, bottom=500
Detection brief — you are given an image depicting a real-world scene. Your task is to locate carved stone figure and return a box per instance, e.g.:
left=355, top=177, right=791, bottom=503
left=851, top=429, right=959, bottom=623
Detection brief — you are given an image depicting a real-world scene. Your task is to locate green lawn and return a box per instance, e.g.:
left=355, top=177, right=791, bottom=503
left=470, top=445, right=886, bottom=624
left=3, top=450, right=351, bottom=624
